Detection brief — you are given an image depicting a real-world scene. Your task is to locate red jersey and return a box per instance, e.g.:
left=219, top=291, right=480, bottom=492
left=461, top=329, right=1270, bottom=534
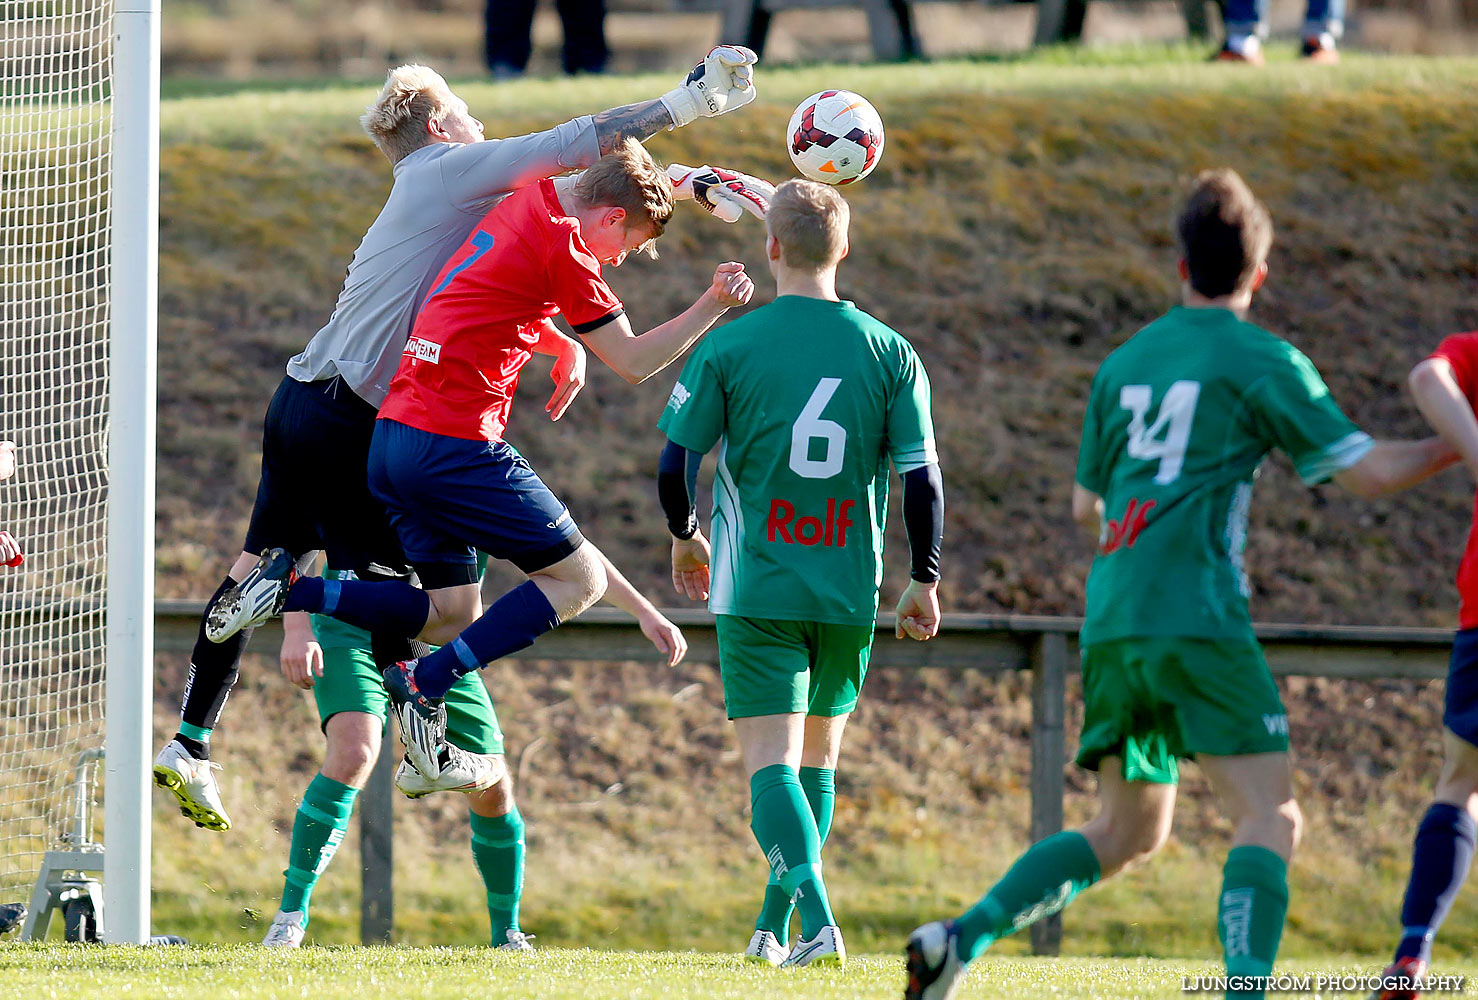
left=379, top=178, right=624, bottom=441
left=1429, top=332, right=1478, bottom=629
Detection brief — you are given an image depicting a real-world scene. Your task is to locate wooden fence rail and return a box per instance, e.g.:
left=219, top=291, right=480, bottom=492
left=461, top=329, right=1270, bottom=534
left=153, top=602, right=1453, bottom=953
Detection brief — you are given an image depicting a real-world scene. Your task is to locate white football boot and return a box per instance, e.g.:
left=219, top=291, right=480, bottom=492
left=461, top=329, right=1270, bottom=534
left=904, top=920, right=967, bottom=1000
left=495, top=929, right=536, bottom=952
left=781, top=924, right=846, bottom=968
left=392, top=747, right=500, bottom=799
left=153, top=739, right=231, bottom=831
left=744, top=929, right=789, bottom=966
left=205, top=547, right=297, bottom=643
left=262, top=910, right=307, bottom=948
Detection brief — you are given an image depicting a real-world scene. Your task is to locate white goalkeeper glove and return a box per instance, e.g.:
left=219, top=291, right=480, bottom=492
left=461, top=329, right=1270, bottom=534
left=667, top=163, right=774, bottom=223
left=660, top=45, right=758, bottom=129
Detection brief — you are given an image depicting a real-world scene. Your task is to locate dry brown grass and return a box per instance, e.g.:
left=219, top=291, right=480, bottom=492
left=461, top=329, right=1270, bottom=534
left=148, top=69, right=1478, bottom=954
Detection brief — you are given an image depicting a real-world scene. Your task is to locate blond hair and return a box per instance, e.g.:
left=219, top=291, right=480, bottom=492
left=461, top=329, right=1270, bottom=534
left=766, top=179, right=850, bottom=270
left=572, top=138, right=675, bottom=255
left=1176, top=168, right=1274, bottom=298
left=360, top=64, right=458, bottom=164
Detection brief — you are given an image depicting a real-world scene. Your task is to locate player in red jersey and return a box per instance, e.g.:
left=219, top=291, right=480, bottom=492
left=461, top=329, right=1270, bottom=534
left=217, top=138, right=757, bottom=772
left=1368, top=332, right=1478, bottom=999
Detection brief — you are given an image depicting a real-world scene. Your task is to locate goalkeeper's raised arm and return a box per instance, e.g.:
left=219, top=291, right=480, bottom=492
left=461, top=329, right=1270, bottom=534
left=430, top=45, right=759, bottom=211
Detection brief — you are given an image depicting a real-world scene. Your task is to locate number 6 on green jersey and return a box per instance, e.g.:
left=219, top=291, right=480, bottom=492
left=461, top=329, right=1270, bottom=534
left=659, top=296, right=937, bottom=624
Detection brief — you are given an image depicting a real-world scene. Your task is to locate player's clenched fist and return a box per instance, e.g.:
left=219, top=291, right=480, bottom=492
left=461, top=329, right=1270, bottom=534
left=671, top=529, right=712, bottom=602
left=661, top=45, right=758, bottom=129
left=895, top=580, right=940, bottom=641
left=667, top=163, right=773, bottom=223
left=708, top=262, right=754, bottom=309
left=0, top=441, right=16, bottom=481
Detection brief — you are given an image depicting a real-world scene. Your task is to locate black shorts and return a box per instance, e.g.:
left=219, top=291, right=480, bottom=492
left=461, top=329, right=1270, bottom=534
left=242, top=375, right=408, bottom=577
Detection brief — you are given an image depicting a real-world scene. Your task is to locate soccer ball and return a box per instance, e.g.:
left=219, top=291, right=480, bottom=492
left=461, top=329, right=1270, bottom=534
left=786, top=90, right=885, bottom=186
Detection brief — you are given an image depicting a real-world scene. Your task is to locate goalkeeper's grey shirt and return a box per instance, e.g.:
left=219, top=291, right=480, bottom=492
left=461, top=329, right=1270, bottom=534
left=286, top=116, right=600, bottom=407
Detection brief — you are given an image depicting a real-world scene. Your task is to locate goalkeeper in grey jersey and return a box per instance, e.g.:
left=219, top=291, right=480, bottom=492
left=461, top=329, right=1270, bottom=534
left=154, top=50, right=761, bottom=834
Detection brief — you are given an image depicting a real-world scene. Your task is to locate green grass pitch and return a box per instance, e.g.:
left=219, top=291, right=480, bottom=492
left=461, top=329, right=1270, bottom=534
left=2, top=947, right=1474, bottom=999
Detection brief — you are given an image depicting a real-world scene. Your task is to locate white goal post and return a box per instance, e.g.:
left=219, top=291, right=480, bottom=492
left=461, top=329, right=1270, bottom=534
left=105, top=0, right=159, bottom=945
left=0, top=0, right=157, bottom=944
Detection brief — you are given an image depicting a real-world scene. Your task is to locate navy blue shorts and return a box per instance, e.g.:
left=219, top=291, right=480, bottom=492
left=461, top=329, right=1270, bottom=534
left=1445, top=628, right=1478, bottom=745
left=243, top=375, right=407, bottom=577
left=367, top=419, right=584, bottom=587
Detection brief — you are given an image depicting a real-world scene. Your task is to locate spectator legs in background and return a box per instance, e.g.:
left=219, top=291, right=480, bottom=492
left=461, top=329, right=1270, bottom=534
left=1217, top=0, right=1267, bottom=62
left=555, top=0, right=608, bottom=75
left=1301, top=0, right=1344, bottom=61
left=485, top=0, right=606, bottom=78
left=485, top=0, right=537, bottom=78
left=1217, top=0, right=1341, bottom=63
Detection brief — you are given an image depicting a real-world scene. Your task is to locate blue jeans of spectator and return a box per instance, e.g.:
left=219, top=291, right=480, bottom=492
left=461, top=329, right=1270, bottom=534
left=1223, top=0, right=1344, bottom=40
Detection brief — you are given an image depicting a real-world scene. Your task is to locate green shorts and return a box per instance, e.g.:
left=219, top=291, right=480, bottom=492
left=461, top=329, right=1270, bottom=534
left=1076, top=636, right=1289, bottom=785
left=311, top=621, right=504, bottom=756
left=716, top=614, right=875, bottom=720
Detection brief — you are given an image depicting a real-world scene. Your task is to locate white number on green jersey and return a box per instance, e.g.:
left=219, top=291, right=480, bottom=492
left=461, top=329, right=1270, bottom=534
left=1120, top=381, right=1201, bottom=485
left=790, top=378, right=846, bottom=479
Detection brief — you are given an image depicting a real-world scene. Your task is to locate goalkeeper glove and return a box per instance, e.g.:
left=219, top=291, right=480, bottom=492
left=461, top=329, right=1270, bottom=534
left=660, top=45, right=758, bottom=129
left=667, top=163, right=773, bottom=223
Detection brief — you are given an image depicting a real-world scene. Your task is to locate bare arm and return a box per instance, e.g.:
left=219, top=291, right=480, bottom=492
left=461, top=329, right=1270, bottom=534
left=1409, top=357, right=1478, bottom=477
left=1071, top=483, right=1104, bottom=539
left=590, top=545, right=688, bottom=666
left=580, top=263, right=753, bottom=384
left=595, top=549, right=657, bottom=618
left=529, top=317, right=576, bottom=356
left=1331, top=437, right=1458, bottom=499
left=593, top=100, right=676, bottom=154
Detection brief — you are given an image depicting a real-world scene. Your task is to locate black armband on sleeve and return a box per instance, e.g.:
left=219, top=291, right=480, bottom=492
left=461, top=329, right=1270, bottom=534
left=902, top=463, right=944, bottom=583
left=658, top=439, right=702, bottom=539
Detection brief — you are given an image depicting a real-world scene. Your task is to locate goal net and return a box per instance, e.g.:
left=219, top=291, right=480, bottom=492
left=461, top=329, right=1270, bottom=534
left=0, top=0, right=113, bottom=909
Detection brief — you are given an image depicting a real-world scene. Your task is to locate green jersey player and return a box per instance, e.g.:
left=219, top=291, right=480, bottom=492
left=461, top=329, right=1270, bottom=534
left=262, top=557, right=686, bottom=949
left=658, top=179, right=946, bottom=968
left=904, top=169, right=1458, bottom=1000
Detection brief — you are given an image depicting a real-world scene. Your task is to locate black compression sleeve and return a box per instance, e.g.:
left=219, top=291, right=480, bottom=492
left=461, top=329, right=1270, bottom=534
left=658, top=440, right=702, bottom=539
left=902, top=463, right=944, bottom=583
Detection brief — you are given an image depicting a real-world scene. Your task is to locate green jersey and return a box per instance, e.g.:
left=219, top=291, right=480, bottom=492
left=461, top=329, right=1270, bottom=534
left=1075, top=306, right=1373, bottom=645
left=659, top=296, right=937, bottom=626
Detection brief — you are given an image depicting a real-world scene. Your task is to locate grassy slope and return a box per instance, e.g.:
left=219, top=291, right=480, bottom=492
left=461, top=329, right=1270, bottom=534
left=141, top=53, right=1478, bottom=959
left=5, top=947, right=1476, bottom=1000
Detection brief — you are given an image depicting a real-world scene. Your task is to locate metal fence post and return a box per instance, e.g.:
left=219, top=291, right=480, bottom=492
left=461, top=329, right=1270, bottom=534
left=360, top=725, right=395, bottom=944
left=1029, top=631, right=1068, bottom=956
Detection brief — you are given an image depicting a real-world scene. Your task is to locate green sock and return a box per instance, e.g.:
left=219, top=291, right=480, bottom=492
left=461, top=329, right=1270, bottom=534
left=756, top=767, right=837, bottom=939
left=954, top=831, right=1102, bottom=962
left=800, top=767, right=837, bottom=843
left=1219, top=846, right=1289, bottom=999
left=280, top=774, right=359, bottom=919
left=470, top=808, right=526, bottom=942
left=749, top=764, right=834, bottom=939
left=177, top=721, right=211, bottom=743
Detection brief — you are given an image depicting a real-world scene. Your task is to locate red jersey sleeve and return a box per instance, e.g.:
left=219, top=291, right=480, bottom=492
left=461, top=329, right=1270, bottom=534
left=1431, top=332, right=1478, bottom=402
left=546, top=223, right=625, bottom=334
